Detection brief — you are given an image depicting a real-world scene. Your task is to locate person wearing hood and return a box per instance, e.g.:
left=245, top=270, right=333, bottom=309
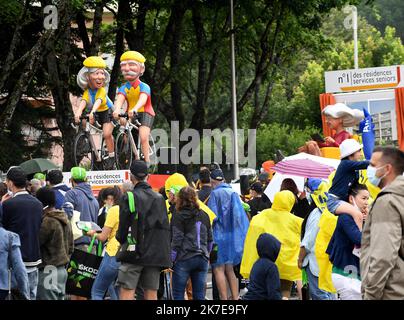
left=61, top=167, right=98, bottom=300
left=62, top=167, right=99, bottom=248
left=243, top=233, right=282, bottom=300
left=361, top=147, right=404, bottom=300
left=241, top=190, right=303, bottom=299
left=36, top=188, right=73, bottom=300
left=208, top=168, right=250, bottom=300
left=171, top=186, right=213, bottom=300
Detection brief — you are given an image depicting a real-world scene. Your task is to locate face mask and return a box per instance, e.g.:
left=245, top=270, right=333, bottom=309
left=367, top=165, right=387, bottom=187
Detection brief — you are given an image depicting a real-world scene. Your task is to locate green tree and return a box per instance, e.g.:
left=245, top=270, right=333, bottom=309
left=256, top=123, right=319, bottom=165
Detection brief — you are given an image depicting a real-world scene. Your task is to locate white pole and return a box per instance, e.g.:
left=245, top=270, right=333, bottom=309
left=353, top=6, right=358, bottom=69
left=230, top=0, right=239, bottom=180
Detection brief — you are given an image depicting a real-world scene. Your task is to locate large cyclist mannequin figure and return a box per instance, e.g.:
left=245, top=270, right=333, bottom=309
left=112, top=51, right=155, bottom=168
left=75, top=56, right=116, bottom=170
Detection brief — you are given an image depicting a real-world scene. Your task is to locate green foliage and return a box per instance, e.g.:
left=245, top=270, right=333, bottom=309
left=264, top=7, right=404, bottom=131
left=0, top=102, right=57, bottom=171
left=256, top=123, right=319, bottom=166
left=359, top=0, right=404, bottom=42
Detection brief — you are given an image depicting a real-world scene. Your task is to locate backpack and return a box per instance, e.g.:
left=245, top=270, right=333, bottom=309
left=116, top=191, right=141, bottom=261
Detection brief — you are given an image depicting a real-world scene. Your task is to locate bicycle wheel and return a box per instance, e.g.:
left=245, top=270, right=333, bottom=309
left=135, top=129, right=158, bottom=173
left=74, top=132, right=93, bottom=169
left=98, top=137, right=111, bottom=170
left=115, top=130, right=133, bottom=170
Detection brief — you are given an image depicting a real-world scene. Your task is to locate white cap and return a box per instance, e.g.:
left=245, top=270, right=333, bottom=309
left=322, top=103, right=364, bottom=127
left=339, top=139, right=363, bottom=159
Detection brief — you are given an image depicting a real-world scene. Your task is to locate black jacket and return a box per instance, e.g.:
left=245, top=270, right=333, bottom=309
left=292, top=197, right=312, bottom=219
left=243, top=233, right=282, bottom=300
left=198, top=185, right=212, bottom=203
left=171, top=207, right=213, bottom=262
left=116, top=181, right=171, bottom=268
left=248, top=195, right=272, bottom=218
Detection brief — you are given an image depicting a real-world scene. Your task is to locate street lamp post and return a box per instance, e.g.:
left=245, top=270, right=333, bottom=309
left=230, top=0, right=239, bottom=180
left=353, top=6, right=358, bottom=69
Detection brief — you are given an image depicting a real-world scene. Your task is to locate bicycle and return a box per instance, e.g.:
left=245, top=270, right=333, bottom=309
left=72, top=115, right=112, bottom=170
left=115, top=113, right=157, bottom=173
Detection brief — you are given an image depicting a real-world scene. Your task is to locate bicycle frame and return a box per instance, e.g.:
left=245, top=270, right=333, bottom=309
left=119, top=118, right=141, bottom=161
left=72, top=118, right=104, bottom=163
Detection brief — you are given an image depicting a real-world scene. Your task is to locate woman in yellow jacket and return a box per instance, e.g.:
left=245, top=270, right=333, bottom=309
left=241, top=190, right=303, bottom=299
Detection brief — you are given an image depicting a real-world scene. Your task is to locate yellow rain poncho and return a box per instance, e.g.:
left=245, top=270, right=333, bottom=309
left=310, top=172, right=337, bottom=293
left=164, top=173, right=216, bottom=224
left=240, top=190, right=303, bottom=281
left=315, top=207, right=337, bottom=293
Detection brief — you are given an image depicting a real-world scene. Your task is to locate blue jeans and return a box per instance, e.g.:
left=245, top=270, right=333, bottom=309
left=327, top=194, right=344, bottom=214
left=172, top=255, right=208, bottom=300
left=27, top=268, right=38, bottom=300
left=305, top=266, right=333, bottom=300
left=91, top=253, right=120, bottom=300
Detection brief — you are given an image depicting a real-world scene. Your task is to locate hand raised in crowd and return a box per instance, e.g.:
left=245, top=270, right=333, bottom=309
left=1, top=193, right=12, bottom=203
left=298, top=190, right=306, bottom=200
left=362, top=206, right=369, bottom=221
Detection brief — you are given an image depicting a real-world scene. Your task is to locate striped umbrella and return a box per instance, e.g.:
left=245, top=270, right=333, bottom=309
left=272, top=159, right=335, bottom=179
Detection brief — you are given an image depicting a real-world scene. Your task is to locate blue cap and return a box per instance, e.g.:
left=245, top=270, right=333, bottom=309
left=306, top=178, right=322, bottom=192
left=210, top=169, right=224, bottom=181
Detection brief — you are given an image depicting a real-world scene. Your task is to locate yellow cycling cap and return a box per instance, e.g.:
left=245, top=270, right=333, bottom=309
left=120, top=51, right=146, bottom=63
left=83, top=56, right=106, bottom=69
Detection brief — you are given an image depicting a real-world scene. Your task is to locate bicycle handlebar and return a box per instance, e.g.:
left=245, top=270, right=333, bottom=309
left=73, top=115, right=102, bottom=129
left=118, top=113, right=141, bottom=126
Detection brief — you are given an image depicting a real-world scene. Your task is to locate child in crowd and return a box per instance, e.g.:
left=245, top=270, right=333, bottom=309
left=327, top=139, right=369, bottom=229
left=243, top=233, right=282, bottom=300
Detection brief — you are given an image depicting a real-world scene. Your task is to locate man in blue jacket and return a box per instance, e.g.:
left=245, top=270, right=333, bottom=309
left=62, top=167, right=99, bottom=300
left=1, top=167, right=43, bottom=300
